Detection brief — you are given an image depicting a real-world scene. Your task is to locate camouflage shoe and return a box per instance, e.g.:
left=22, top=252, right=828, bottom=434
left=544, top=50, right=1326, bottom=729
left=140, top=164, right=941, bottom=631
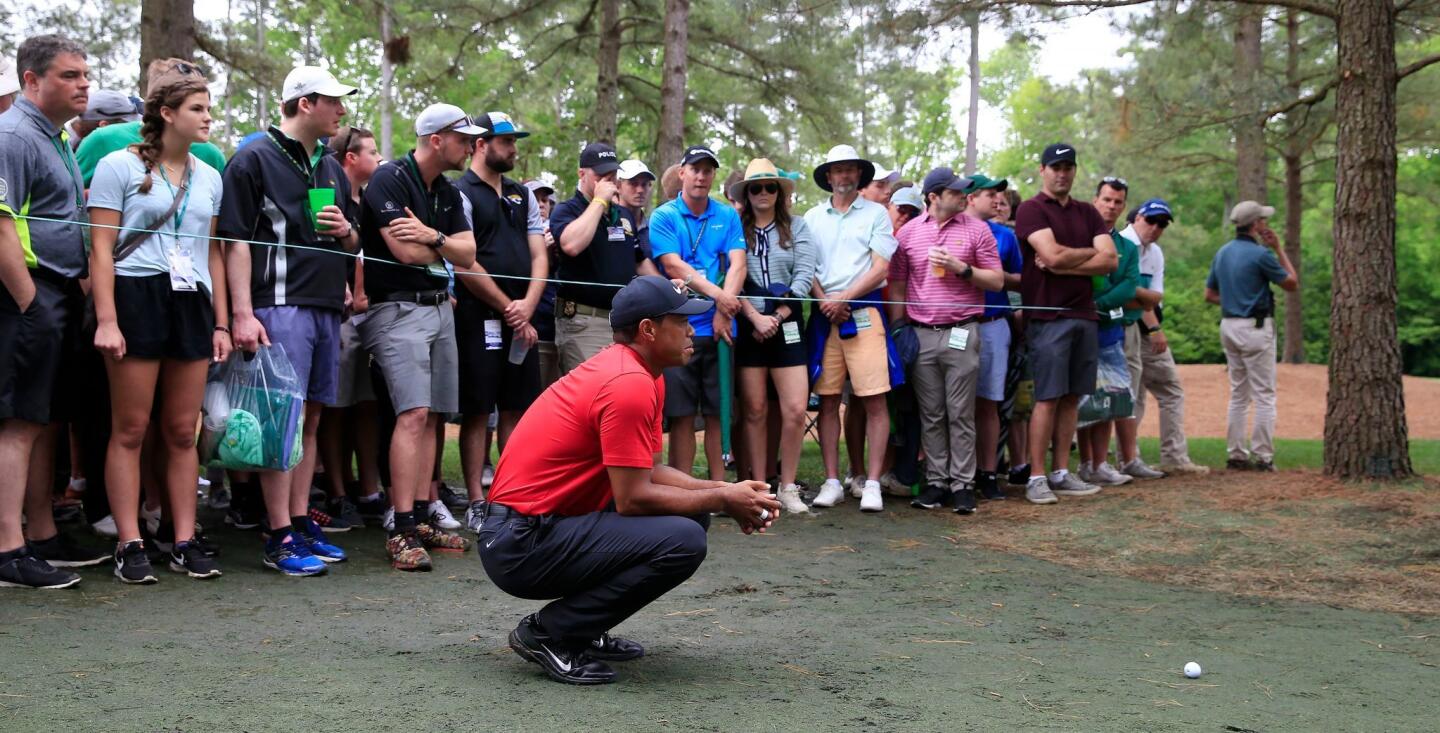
left=385, top=532, right=432, bottom=572
left=415, top=522, right=472, bottom=553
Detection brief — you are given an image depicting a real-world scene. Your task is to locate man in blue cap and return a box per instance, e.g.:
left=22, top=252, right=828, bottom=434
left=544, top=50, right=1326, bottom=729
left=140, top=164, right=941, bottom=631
left=480, top=275, right=779, bottom=685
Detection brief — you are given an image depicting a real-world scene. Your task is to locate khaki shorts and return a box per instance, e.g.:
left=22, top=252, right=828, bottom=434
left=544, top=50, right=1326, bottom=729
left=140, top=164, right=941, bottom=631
left=814, top=307, right=891, bottom=397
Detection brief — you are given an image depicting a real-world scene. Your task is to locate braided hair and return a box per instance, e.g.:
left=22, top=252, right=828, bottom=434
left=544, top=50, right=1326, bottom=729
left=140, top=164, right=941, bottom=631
left=132, top=77, right=210, bottom=194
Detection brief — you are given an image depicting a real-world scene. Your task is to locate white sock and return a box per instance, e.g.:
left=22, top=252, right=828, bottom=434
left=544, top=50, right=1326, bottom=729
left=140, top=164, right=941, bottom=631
left=1050, top=469, right=1069, bottom=482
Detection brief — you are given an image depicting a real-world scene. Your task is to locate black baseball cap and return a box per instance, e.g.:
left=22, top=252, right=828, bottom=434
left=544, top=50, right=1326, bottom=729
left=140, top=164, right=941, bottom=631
left=473, top=111, right=530, bottom=140
left=1041, top=142, right=1078, bottom=167
left=610, top=276, right=712, bottom=329
left=579, top=142, right=620, bottom=175
left=680, top=144, right=720, bottom=167
left=921, top=166, right=972, bottom=196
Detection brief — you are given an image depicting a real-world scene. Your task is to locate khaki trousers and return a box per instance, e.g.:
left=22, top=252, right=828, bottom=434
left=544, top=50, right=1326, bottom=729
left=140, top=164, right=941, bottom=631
left=1220, top=317, right=1277, bottom=461
left=556, top=312, right=616, bottom=375
left=1129, top=324, right=1194, bottom=465
left=911, top=323, right=981, bottom=490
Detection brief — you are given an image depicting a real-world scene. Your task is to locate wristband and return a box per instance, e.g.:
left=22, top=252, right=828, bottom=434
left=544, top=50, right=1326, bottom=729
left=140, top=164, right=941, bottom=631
left=214, top=325, right=230, bottom=333
left=591, top=198, right=609, bottom=211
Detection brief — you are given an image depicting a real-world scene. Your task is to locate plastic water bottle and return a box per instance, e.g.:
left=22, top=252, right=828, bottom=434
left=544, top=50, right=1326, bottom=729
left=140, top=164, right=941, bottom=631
left=508, top=338, right=530, bottom=365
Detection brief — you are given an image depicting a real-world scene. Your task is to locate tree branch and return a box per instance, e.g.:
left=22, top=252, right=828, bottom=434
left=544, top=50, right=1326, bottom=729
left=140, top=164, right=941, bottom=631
left=1397, top=52, right=1440, bottom=80
left=937, top=0, right=1336, bottom=21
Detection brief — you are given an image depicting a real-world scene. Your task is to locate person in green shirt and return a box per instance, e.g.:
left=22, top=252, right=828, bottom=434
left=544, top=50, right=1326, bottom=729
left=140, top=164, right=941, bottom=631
left=75, top=63, right=227, bottom=188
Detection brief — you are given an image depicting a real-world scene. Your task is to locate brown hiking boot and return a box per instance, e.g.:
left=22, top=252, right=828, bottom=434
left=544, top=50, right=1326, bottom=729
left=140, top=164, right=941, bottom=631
left=415, top=522, right=471, bottom=553
left=386, top=532, right=432, bottom=572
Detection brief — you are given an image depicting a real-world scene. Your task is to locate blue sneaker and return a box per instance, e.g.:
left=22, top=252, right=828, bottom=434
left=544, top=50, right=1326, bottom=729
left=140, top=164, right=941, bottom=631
left=298, top=518, right=348, bottom=563
left=263, top=534, right=328, bottom=576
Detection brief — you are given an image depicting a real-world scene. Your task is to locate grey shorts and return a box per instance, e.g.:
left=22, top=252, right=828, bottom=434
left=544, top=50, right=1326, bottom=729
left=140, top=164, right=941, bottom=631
left=358, top=301, right=458, bottom=415
left=255, top=305, right=341, bottom=406
left=1026, top=317, right=1098, bottom=401
left=333, top=316, right=376, bottom=408
left=977, top=318, right=1010, bottom=402
left=662, top=336, right=723, bottom=418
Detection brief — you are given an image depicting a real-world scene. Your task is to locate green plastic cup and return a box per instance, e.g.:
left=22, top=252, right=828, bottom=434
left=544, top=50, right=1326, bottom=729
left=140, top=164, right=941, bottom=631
left=308, top=188, right=336, bottom=232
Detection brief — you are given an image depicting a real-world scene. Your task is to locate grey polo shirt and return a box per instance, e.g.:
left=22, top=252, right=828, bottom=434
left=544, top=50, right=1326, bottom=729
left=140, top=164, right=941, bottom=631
left=0, top=97, right=89, bottom=278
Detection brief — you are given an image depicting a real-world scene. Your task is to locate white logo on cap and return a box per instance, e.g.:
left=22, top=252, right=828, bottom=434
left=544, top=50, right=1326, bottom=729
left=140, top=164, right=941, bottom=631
left=596, top=150, right=616, bottom=159
left=0, top=178, right=7, bottom=202
left=1055, top=148, right=1072, bottom=155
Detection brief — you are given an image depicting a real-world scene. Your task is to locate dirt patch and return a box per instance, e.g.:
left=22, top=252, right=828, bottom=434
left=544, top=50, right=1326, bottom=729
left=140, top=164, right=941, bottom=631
left=949, top=470, right=1440, bottom=615
left=1141, top=363, right=1440, bottom=440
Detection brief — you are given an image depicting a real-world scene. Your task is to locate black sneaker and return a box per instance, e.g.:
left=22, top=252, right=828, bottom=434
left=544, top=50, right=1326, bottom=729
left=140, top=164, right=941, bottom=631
left=169, top=541, right=222, bottom=579
left=910, top=485, right=948, bottom=510
left=0, top=548, right=81, bottom=589
left=977, top=472, right=1006, bottom=501
left=1008, top=463, right=1032, bottom=486
left=508, top=614, right=618, bottom=685
left=192, top=525, right=221, bottom=558
left=113, top=541, right=158, bottom=585
left=355, top=493, right=388, bottom=520
left=948, top=487, right=978, bottom=515
left=1251, top=459, right=1276, bottom=472
left=587, top=632, right=645, bottom=661
left=437, top=483, right=469, bottom=511
left=225, top=505, right=264, bottom=531
left=28, top=533, right=109, bottom=567
left=328, top=496, right=365, bottom=529
left=1226, top=458, right=1254, bottom=471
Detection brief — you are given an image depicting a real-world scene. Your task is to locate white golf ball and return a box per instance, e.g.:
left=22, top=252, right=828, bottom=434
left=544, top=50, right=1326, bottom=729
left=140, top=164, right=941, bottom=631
left=1184, top=662, right=1202, bottom=678
left=758, top=508, right=771, bottom=522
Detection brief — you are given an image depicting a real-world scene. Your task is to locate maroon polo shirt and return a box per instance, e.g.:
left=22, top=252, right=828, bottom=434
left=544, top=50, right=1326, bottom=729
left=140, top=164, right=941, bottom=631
left=1014, top=191, right=1108, bottom=321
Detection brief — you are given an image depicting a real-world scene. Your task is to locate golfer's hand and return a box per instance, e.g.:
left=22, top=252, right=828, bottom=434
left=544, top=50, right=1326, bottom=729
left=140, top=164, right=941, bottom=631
left=721, top=481, right=780, bottom=535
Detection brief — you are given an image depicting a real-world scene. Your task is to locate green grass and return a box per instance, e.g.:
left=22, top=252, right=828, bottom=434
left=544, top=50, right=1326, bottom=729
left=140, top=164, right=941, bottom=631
left=439, top=434, right=1440, bottom=486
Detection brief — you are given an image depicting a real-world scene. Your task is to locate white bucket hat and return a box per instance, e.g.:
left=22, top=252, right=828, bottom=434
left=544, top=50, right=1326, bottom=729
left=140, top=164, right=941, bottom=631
left=812, top=144, right=876, bottom=192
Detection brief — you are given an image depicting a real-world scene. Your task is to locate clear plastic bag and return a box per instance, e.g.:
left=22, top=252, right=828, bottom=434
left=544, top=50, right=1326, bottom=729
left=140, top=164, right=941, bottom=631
left=1078, top=340, right=1134, bottom=428
left=200, top=345, right=306, bottom=471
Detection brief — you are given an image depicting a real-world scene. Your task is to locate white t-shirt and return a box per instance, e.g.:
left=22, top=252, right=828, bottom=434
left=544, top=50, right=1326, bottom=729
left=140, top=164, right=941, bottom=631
left=1122, top=223, right=1166, bottom=298
left=89, top=149, right=223, bottom=292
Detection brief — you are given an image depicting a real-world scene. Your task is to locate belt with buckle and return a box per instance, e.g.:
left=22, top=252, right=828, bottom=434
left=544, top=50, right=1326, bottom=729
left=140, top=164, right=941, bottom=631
left=913, top=315, right=980, bottom=330
left=559, top=298, right=609, bottom=319
left=379, top=290, right=448, bottom=306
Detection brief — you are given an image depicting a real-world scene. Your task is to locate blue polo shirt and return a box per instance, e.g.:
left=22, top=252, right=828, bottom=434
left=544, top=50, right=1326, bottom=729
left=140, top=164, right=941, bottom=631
left=1205, top=233, right=1289, bottom=318
left=984, top=221, right=1022, bottom=318
left=648, top=196, right=746, bottom=337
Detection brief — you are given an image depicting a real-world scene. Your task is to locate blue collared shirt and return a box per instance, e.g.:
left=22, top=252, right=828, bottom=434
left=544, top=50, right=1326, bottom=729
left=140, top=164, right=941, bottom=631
left=649, top=195, right=746, bottom=337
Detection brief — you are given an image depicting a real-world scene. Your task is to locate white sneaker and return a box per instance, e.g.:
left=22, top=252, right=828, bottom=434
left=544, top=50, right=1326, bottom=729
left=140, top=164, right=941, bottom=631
left=847, top=474, right=866, bottom=498
left=1121, top=458, right=1167, bottom=480
left=879, top=472, right=911, bottom=497
left=778, top=484, right=812, bottom=515
left=1076, top=462, right=1096, bottom=484
left=428, top=500, right=462, bottom=530
left=812, top=479, right=845, bottom=507
left=1049, top=472, right=1102, bottom=497
left=91, top=514, right=118, bottom=538
left=1092, top=462, right=1134, bottom=486
left=859, top=481, right=884, bottom=512
left=141, top=503, right=162, bottom=536
left=481, top=465, right=495, bottom=488
left=464, top=500, right=487, bottom=533
left=1025, top=476, right=1058, bottom=504
left=382, top=507, right=396, bottom=532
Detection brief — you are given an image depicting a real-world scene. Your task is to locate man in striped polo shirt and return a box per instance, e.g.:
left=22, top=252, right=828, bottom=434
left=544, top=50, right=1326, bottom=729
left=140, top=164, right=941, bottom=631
left=885, top=167, right=1004, bottom=514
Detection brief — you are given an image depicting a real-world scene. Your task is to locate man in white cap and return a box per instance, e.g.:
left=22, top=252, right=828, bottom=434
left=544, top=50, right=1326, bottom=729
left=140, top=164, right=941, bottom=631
left=219, top=65, right=361, bottom=576
left=804, top=144, right=899, bottom=512
left=861, top=163, right=901, bottom=206
left=0, top=57, right=18, bottom=114
left=1205, top=200, right=1298, bottom=472
left=617, top=159, right=656, bottom=257
left=358, top=102, right=482, bottom=570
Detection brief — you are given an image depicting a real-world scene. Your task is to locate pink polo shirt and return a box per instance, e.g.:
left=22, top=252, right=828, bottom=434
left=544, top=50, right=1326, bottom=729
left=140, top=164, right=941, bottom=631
left=889, top=211, right=1002, bottom=325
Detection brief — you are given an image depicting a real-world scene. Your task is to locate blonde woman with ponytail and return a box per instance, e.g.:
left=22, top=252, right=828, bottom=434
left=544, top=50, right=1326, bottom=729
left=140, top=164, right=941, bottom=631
left=88, top=59, right=228, bottom=584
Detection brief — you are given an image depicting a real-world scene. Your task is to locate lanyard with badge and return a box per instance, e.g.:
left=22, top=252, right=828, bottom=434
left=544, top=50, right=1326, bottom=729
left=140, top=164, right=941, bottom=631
left=682, top=210, right=714, bottom=282
left=402, top=154, right=450, bottom=281
left=157, top=158, right=197, bottom=291
left=48, top=135, right=89, bottom=248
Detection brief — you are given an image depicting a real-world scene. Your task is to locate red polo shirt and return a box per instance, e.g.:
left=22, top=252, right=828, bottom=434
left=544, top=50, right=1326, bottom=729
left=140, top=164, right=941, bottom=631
left=1014, top=192, right=1107, bottom=321
left=488, top=344, right=665, bottom=516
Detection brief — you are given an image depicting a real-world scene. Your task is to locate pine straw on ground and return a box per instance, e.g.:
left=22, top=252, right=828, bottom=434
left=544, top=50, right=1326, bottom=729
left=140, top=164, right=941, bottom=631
left=941, top=471, right=1440, bottom=615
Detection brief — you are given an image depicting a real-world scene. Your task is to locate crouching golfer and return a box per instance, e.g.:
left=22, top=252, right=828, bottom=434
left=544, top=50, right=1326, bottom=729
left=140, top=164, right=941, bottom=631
left=479, top=275, right=781, bottom=685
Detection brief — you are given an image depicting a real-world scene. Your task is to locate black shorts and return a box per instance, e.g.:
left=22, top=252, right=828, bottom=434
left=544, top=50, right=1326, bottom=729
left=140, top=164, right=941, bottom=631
left=1026, top=317, right=1098, bottom=401
left=663, top=336, right=723, bottom=418
left=456, top=301, right=541, bottom=416
left=0, top=273, right=82, bottom=424
left=735, top=308, right=807, bottom=369
left=115, top=274, right=214, bottom=361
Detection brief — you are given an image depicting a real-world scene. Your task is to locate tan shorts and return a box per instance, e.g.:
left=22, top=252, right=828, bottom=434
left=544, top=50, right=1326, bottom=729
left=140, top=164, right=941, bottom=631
left=814, top=307, right=891, bottom=397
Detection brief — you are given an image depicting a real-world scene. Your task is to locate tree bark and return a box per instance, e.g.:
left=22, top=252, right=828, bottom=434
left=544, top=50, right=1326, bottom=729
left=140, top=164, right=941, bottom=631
left=594, top=0, right=621, bottom=142
left=1281, top=9, right=1305, bottom=364
left=1233, top=6, right=1268, bottom=202
left=378, top=5, right=394, bottom=160
left=254, top=0, right=268, bottom=125
left=657, top=0, right=689, bottom=169
left=964, top=11, right=981, bottom=176
left=1323, top=0, right=1409, bottom=479
left=139, top=0, right=196, bottom=93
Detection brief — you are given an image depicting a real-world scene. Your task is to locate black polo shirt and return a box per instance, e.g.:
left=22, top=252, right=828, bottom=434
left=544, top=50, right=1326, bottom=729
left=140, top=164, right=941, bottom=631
left=455, top=171, right=532, bottom=307
left=218, top=127, right=354, bottom=310
left=1014, top=191, right=1108, bottom=321
left=360, top=152, right=469, bottom=302
left=549, top=189, right=643, bottom=310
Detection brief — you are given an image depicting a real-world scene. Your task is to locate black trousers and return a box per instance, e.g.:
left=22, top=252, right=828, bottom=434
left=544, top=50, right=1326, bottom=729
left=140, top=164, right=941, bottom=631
left=477, top=506, right=709, bottom=649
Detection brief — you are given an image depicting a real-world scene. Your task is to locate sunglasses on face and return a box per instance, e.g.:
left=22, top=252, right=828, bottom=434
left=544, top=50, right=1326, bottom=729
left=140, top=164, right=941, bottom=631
left=748, top=182, right=780, bottom=196
left=1145, top=216, right=1171, bottom=229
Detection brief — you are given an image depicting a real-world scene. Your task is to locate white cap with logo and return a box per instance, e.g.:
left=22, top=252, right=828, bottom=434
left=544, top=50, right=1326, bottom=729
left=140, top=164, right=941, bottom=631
left=281, top=66, right=358, bottom=103
left=0, top=58, right=19, bottom=97
left=415, top=103, right=488, bottom=137
left=617, top=159, right=655, bottom=182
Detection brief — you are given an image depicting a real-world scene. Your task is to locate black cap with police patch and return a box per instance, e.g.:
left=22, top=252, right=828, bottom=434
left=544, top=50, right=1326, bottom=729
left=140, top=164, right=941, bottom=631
left=579, top=142, right=620, bottom=175
left=610, top=276, right=712, bottom=329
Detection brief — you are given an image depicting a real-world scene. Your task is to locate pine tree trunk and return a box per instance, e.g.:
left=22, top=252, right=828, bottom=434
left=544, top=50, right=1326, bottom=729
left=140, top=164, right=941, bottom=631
left=139, top=0, right=196, bottom=92
left=254, top=0, right=268, bottom=125
left=1324, top=0, right=1410, bottom=479
left=1282, top=10, right=1306, bottom=364
left=594, top=0, right=621, bottom=142
left=657, top=0, right=690, bottom=170
left=1233, top=7, right=1267, bottom=202
left=378, top=7, right=394, bottom=160
left=964, top=12, right=980, bottom=176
